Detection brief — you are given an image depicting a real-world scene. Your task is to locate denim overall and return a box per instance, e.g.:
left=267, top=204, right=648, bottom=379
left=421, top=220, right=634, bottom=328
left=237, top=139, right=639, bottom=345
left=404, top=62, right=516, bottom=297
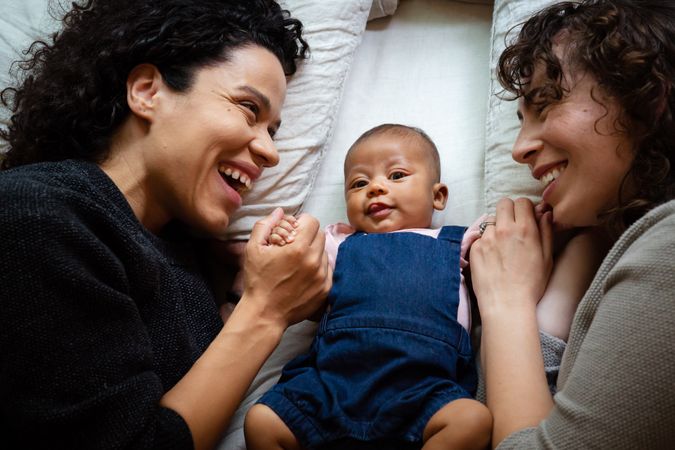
left=258, top=227, right=477, bottom=450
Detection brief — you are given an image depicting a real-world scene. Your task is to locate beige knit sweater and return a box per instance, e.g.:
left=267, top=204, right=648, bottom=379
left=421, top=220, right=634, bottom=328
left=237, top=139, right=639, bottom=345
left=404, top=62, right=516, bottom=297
left=498, top=200, right=675, bottom=449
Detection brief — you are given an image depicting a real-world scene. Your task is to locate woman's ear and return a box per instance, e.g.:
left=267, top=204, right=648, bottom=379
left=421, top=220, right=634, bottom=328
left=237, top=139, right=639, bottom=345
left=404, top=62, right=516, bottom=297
left=432, top=183, right=448, bottom=211
left=126, top=64, right=163, bottom=122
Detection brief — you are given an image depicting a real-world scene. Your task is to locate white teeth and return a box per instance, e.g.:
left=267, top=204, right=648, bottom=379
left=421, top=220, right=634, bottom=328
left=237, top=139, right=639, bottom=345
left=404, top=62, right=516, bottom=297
left=540, top=165, right=566, bottom=187
left=217, top=165, right=252, bottom=192
left=240, top=174, right=251, bottom=188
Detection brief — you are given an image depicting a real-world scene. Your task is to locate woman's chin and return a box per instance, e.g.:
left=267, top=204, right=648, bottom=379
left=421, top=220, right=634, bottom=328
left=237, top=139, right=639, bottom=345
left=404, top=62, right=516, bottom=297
left=551, top=208, right=597, bottom=232
left=190, top=211, right=231, bottom=239
left=550, top=208, right=575, bottom=232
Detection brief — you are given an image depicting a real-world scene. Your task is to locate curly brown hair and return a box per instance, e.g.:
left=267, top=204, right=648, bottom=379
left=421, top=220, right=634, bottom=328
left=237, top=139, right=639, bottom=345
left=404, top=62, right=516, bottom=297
left=0, top=0, right=308, bottom=170
left=498, top=0, right=675, bottom=234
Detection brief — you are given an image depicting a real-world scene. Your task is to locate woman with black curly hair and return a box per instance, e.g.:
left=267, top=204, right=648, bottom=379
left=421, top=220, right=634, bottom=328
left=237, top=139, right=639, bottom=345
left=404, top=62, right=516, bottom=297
left=470, top=0, right=675, bottom=448
left=0, top=1, right=331, bottom=449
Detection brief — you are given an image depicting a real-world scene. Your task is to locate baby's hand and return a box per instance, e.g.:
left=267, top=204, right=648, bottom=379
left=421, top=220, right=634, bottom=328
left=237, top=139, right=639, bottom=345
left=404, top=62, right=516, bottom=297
left=268, top=214, right=299, bottom=246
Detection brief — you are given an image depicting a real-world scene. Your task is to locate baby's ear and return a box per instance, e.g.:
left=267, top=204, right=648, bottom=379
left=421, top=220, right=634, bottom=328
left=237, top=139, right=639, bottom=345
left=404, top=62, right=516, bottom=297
left=432, top=183, right=448, bottom=211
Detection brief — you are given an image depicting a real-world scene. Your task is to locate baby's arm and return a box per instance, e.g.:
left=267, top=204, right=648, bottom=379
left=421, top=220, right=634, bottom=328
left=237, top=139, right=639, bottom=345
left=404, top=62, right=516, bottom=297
left=268, top=214, right=299, bottom=246
left=536, top=228, right=608, bottom=341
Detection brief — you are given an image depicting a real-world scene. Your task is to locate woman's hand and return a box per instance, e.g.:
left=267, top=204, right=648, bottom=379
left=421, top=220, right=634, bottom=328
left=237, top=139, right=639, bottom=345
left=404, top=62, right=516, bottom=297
left=469, top=198, right=556, bottom=447
left=240, top=207, right=332, bottom=328
left=162, top=209, right=330, bottom=450
left=470, top=197, right=554, bottom=315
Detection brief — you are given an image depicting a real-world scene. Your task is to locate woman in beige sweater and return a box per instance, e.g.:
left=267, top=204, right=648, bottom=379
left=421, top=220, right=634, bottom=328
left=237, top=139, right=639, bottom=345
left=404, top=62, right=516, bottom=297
left=470, top=1, right=675, bottom=448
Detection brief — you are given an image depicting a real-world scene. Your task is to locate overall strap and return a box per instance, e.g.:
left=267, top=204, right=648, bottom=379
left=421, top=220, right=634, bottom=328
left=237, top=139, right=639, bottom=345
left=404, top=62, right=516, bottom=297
left=437, top=225, right=467, bottom=244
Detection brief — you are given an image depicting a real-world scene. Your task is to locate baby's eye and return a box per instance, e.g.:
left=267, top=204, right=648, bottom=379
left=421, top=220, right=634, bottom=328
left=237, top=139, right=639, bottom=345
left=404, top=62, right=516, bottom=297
left=390, top=171, right=407, bottom=180
left=350, top=179, right=368, bottom=189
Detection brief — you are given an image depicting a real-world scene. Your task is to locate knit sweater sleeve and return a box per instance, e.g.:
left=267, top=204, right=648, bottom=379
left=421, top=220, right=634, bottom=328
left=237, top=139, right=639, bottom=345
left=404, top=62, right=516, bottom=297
left=497, top=205, right=675, bottom=449
left=0, top=197, right=194, bottom=449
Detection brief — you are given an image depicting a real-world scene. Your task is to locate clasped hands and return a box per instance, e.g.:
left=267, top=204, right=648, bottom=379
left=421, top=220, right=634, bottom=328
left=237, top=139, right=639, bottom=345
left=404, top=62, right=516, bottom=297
left=214, top=208, right=332, bottom=328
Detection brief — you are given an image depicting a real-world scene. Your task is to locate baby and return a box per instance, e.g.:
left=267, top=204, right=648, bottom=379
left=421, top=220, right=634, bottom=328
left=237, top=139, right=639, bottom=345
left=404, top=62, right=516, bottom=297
left=244, top=124, right=600, bottom=450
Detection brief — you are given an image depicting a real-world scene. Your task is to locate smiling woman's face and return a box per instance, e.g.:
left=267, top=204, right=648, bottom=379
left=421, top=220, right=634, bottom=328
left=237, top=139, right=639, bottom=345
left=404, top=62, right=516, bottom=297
left=511, top=48, right=635, bottom=230
left=145, top=45, right=287, bottom=237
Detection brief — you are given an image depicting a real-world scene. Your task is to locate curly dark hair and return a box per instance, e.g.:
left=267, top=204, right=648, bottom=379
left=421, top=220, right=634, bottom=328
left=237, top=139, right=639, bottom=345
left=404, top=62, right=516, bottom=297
left=0, top=0, right=308, bottom=170
left=497, top=0, right=675, bottom=234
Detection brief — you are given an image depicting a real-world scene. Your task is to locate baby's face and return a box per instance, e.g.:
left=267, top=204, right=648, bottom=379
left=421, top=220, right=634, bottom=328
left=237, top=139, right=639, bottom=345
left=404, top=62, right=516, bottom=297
left=344, top=134, right=446, bottom=233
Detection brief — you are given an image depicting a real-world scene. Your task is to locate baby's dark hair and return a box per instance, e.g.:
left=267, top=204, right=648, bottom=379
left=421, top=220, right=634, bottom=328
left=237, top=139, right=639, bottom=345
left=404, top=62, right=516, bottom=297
left=345, top=124, right=441, bottom=182
left=0, top=0, right=309, bottom=170
left=498, top=0, right=675, bottom=234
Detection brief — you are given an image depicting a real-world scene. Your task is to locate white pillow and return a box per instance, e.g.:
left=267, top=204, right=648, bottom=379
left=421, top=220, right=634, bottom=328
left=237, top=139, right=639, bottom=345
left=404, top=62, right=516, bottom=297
left=0, top=0, right=60, bottom=154
left=368, top=0, right=399, bottom=21
left=484, top=0, right=559, bottom=211
left=224, top=0, right=372, bottom=239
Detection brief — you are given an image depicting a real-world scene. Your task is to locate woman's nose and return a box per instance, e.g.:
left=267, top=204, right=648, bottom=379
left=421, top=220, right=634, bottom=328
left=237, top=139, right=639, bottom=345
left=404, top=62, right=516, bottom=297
left=249, top=131, right=280, bottom=168
left=512, top=124, right=543, bottom=164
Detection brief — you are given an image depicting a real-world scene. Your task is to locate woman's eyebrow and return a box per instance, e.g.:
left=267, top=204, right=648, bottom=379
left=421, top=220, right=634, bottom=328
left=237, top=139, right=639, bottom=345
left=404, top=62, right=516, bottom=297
left=238, top=85, right=271, bottom=110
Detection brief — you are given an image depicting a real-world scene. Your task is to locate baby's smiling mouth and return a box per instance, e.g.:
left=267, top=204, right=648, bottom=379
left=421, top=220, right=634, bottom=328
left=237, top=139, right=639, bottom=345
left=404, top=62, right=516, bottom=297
left=367, top=202, right=392, bottom=216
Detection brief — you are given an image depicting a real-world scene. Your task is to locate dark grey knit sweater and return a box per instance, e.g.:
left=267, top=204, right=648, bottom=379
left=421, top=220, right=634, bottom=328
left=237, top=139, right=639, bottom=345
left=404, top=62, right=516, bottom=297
left=0, top=160, right=223, bottom=449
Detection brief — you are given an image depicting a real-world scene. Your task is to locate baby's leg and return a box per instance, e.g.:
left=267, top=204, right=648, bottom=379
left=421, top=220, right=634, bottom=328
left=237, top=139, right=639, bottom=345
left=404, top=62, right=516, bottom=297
left=422, top=398, right=492, bottom=450
left=244, top=403, right=302, bottom=450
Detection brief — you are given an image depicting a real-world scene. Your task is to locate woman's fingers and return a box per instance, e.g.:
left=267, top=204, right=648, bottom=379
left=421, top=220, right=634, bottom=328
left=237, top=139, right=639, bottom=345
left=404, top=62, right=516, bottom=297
left=290, top=213, right=320, bottom=247
left=495, top=197, right=516, bottom=225
left=471, top=197, right=555, bottom=313
left=513, top=197, right=535, bottom=222
left=539, top=211, right=554, bottom=262
left=534, top=201, right=552, bottom=221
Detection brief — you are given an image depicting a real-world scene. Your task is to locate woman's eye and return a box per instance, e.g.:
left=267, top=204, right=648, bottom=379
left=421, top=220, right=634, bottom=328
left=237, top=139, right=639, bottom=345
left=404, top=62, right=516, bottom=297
left=390, top=171, right=406, bottom=180
left=243, top=102, right=259, bottom=116
left=351, top=180, right=368, bottom=189
left=534, top=99, right=556, bottom=117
